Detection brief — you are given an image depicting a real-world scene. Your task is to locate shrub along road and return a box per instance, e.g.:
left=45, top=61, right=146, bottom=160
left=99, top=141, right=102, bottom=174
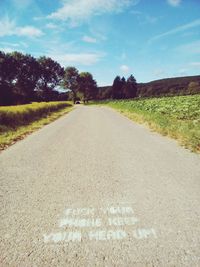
left=0, top=105, right=200, bottom=266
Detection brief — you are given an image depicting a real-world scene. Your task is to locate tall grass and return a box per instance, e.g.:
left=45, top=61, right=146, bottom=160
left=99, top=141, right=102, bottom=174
left=0, top=102, right=73, bottom=150
left=0, top=102, right=72, bottom=131
left=93, top=95, right=200, bottom=152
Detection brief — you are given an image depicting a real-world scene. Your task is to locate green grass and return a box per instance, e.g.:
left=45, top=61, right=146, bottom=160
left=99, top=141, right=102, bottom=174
left=92, top=95, right=200, bottom=153
left=0, top=102, right=73, bottom=150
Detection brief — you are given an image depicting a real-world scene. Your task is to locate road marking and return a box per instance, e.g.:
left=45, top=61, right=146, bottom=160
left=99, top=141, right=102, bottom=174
left=108, top=216, right=139, bottom=226
left=43, top=205, right=157, bottom=243
left=133, top=228, right=157, bottom=239
left=44, top=231, right=82, bottom=243
left=101, top=206, right=134, bottom=215
left=89, top=230, right=127, bottom=241
left=59, top=218, right=102, bottom=228
left=65, top=208, right=95, bottom=216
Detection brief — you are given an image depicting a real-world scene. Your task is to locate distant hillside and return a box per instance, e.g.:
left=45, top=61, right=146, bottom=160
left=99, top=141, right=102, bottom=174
left=98, top=75, right=200, bottom=99
left=138, top=75, right=200, bottom=97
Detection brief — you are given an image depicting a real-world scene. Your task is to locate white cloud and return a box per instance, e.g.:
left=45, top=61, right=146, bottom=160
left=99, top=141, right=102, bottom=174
left=45, top=23, right=58, bottom=29
left=189, top=62, right=200, bottom=67
left=0, top=42, right=28, bottom=54
left=131, top=10, right=143, bottom=15
left=153, top=69, right=166, bottom=77
left=177, top=40, right=200, bottom=54
left=149, top=19, right=200, bottom=43
left=0, top=47, right=15, bottom=53
left=0, top=17, right=44, bottom=38
left=121, top=52, right=127, bottom=60
left=131, top=10, right=159, bottom=24
left=48, top=0, right=139, bottom=24
left=167, top=0, right=181, bottom=7
left=178, top=68, right=188, bottom=75
left=48, top=52, right=104, bottom=66
left=120, top=65, right=130, bottom=74
left=0, top=16, right=15, bottom=37
left=82, top=35, right=97, bottom=43
left=17, top=26, right=43, bottom=37
left=12, top=0, right=33, bottom=9
left=0, top=47, right=24, bottom=53
left=0, top=42, right=20, bottom=47
left=177, top=62, right=200, bottom=76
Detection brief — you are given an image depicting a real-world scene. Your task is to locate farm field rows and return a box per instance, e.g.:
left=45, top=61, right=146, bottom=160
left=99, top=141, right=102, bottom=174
left=94, top=95, right=200, bottom=152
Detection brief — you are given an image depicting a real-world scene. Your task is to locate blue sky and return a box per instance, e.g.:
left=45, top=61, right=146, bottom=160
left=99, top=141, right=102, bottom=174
left=0, top=0, right=200, bottom=86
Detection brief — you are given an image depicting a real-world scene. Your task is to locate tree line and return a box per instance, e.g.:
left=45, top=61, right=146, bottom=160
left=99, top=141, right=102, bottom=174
left=0, top=50, right=138, bottom=106
left=0, top=51, right=62, bottom=105
left=112, top=75, right=137, bottom=99
left=0, top=51, right=98, bottom=105
left=97, top=75, right=137, bottom=100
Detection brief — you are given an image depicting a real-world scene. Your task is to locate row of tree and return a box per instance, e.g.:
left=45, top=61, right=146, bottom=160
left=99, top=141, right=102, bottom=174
left=97, top=76, right=138, bottom=100
left=0, top=51, right=63, bottom=105
left=0, top=50, right=138, bottom=105
left=112, top=75, right=137, bottom=99
left=0, top=51, right=97, bottom=105
left=63, top=67, right=98, bottom=103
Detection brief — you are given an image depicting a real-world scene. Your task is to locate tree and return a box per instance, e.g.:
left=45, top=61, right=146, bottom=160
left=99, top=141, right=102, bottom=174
left=63, top=67, right=80, bottom=103
left=79, top=72, right=98, bottom=102
left=36, top=56, right=64, bottom=101
left=0, top=51, right=17, bottom=105
left=121, top=76, right=126, bottom=99
left=96, top=86, right=112, bottom=100
left=111, top=76, right=127, bottom=99
left=10, top=52, right=40, bottom=103
left=112, top=76, right=122, bottom=99
left=0, top=49, right=101, bottom=105
left=123, top=75, right=137, bottom=99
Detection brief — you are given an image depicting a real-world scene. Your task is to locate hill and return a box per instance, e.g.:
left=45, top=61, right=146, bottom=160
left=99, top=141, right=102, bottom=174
left=98, top=75, right=200, bottom=99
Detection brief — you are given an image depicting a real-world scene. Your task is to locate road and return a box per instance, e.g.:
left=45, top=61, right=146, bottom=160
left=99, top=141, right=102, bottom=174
left=0, top=105, right=200, bottom=267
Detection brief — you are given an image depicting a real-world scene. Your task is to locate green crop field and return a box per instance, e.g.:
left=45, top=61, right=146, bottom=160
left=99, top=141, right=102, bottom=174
left=0, top=101, right=73, bottom=150
left=94, top=95, right=200, bottom=152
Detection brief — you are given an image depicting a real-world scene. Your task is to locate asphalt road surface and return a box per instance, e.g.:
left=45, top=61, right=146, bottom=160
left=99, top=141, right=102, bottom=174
left=1, top=106, right=200, bottom=267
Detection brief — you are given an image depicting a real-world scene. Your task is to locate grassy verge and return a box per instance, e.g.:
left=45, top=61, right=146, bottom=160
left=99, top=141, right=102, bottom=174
left=0, top=102, right=73, bottom=151
left=92, top=95, right=200, bottom=153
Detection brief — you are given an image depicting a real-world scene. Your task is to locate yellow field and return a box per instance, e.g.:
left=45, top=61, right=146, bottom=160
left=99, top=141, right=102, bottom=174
left=0, top=101, right=73, bottom=150
left=0, top=102, right=72, bottom=129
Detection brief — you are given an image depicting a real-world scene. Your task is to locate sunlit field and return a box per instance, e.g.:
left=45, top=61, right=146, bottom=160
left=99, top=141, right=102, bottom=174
left=93, top=95, right=200, bottom=152
left=0, top=102, right=73, bottom=150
